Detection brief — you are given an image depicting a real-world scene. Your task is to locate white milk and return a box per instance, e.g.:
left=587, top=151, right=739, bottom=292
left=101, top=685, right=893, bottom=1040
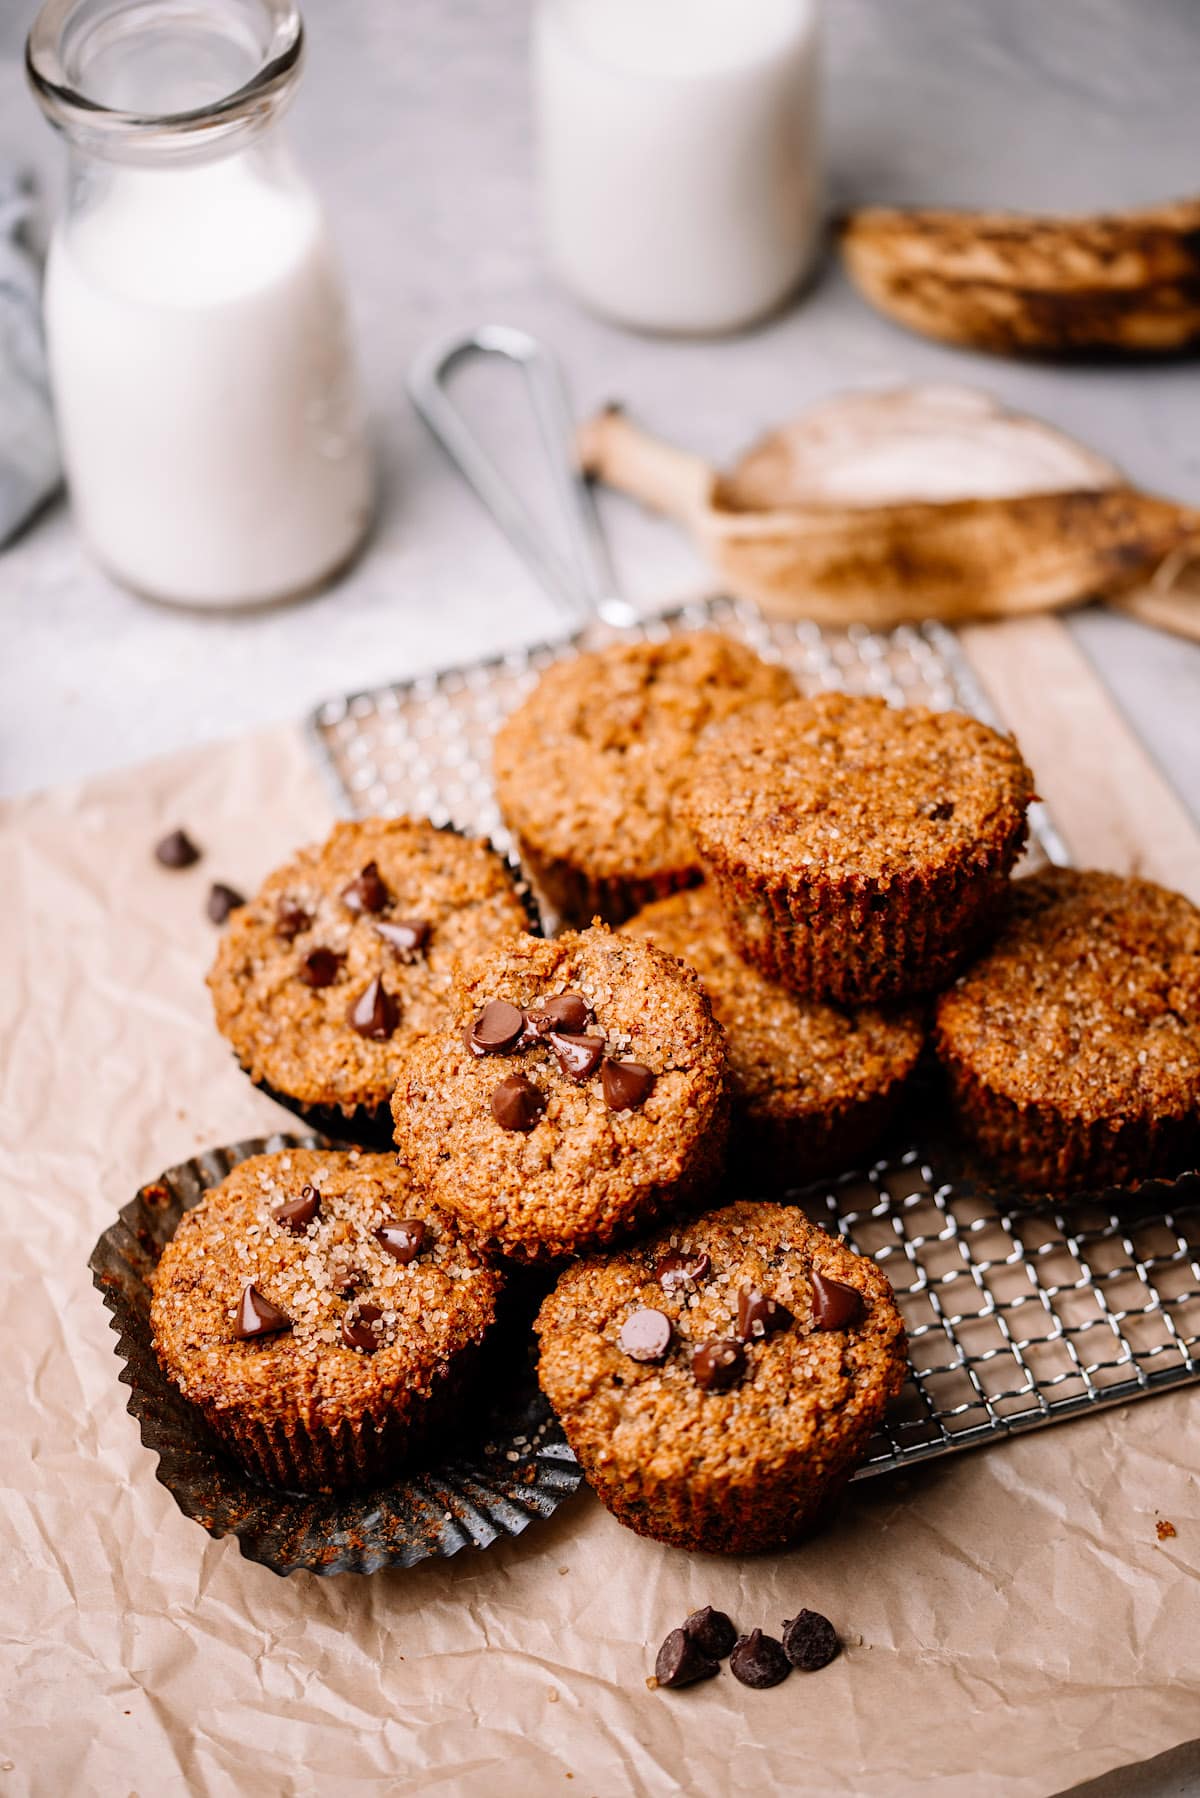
left=533, top=0, right=822, bottom=335
left=44, top=153, right=372, bottom=608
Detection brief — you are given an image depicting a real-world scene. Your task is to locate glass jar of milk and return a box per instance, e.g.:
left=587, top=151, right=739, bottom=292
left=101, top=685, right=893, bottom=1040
left=533, top=0, right=822, bottom=336
left=27, top=0, right=372, bottom=609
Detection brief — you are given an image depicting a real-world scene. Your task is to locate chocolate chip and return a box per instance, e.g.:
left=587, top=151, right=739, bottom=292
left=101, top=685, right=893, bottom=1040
left=275, top=897, right=312, bottom=941
left=206, top=881, right=245, bottom=924
left=729, top=1630, right=791, bottom=1689
left=375, top=1219, right=425, bottom=1264
left=925, top=798, right=955, bottom=821
left=234, top=1283, right=290, bottom=1340
left=273, top=1185, right=320, bottom=1232
left=737, top=1283, right=793, bottom=1342
left=299, top=947, right=343, bottom=987
left=811, top=1270, right=863, bottom=1331
left=601, top=1058, right=656, bottom=1112
left=782, top=1609, right=841, bottom=1672
left=341, top=1301, right=384, bottom=1352
left=155, top=828, right=200, bottom=869
left=549, top=1032, right=606, bottom=1082
left=683, top=1606, right=737, bottom=1661
left=654, top=1628, right=719, bottom=1690
left=347, top=975, right=398, bottom=1039
left=537, top=992, right=591, bottom=1034
left=491, top=1074, right=546, bottom=1132
left=468, top=999, right=526, bottom=1055
left=341, top=861, right=390, bottom=915
left=654, top=1250, right=711, bottom=1293
left=691, top=1339, right=746, bottom=1392
left=374, top=918, right=431, bottom=962
left=617, top=1307, right=672, bottom=1362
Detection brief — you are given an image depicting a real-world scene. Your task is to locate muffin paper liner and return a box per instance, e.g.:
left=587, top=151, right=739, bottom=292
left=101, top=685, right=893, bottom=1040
left=89, top=1131, right=583, bottom=1577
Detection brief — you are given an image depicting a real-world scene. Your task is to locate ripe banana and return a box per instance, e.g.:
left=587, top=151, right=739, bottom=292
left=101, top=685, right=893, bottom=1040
left=839, top=198, right=1200, bottom=355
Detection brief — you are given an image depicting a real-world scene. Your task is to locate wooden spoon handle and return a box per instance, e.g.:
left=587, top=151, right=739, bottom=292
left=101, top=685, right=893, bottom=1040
left=577, top=406, right=715, bottom=525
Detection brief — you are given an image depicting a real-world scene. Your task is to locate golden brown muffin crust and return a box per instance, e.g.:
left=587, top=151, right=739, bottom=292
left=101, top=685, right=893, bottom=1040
left=208, top=818, right=531, bottom=1114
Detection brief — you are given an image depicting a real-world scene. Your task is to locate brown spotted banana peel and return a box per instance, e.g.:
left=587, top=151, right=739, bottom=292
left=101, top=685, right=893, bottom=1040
left=838, top=198, right=1200, bottom=356
left=577, top=392, right=1200, bottom=634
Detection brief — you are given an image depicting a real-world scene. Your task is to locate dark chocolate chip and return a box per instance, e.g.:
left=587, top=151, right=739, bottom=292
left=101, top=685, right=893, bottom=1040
left=155, top=828, right=200, bottom=869
left=341, top=860, right=390, bottom=915
left=736, top=1283, right=793, bottom=1342
left=275, top=897, right=312, bottom=941
left=683, top=1606, right=737, bottom=1661
left=299, top=947, right=343, bottom=988
left=811, top=1270, right=863, bottom=1331
left=469, top=999, right=526, bottom=1055
left=491, top=1074, right=546, bottom=1132
left=729, top=1630, right=791, bottom=1689
left=601, top=1058, right=656, bottom=1112
left=273, top=1184, right=320, bottom=1232
left=782, top=1609, right=841, bottom=1672
left=206, top=881, right=245, bottom=924
left=330, top=1263, right=364, bottom=1298
left=375, top=1219, right=426, bottom=1264
left=691, top=1339, right=746, bottom=1393
left=537, top=992, right=591, bottom=1034
left=548, top=1031, right=606, bottom=1082
left=654, top=1250, right=711, bottom=1293
left=654, top=1628, right=719, bottom=1690
left=347, top=975, right=399, bottom=1040
left=234, top=1283, right=291, bottom=1340
left=342, top=1301, right=384, bottom=1352
left=926, top=798, right=955, bottom=821
left=617, top=1307, right=672, bottom=1362
left=374, top=918, right=431, bottom=961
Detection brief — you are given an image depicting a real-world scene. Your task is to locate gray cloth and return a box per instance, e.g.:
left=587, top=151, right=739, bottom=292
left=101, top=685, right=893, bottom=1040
left=0, top=169, right=59, bottom=546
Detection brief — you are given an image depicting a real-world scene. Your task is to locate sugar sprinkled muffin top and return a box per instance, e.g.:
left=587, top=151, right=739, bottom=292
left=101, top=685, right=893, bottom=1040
left=208, top=818, right=532, bottom=1114
left=936, top=868, right=1200, bottom=1122
left=150, top=1150, right=502, bottom=1422
left=492, top=632, right=796, bottom=882
left=681, top=691, right=1034, bottom=885
left=621, top=884, right=924, bottom=1126
left=536, top=1201, right=906, bottom=1480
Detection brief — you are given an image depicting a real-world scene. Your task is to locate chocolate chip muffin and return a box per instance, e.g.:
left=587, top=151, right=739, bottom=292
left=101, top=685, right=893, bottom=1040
left=492, top=631, right=796, bottom=926
left=208, top=818, right=532, bottom=1143
left=621, top=884, right=925, bottom=1187
left=536, top=1202, right=907, bottom=1553
left=680, top=691, right=1034, bottom=1003
left=150, top=1150, right=503, bottom=1490
left=391, top=926, right=729, bottom=1261
left=935, top=868, right=1200, bottom=1193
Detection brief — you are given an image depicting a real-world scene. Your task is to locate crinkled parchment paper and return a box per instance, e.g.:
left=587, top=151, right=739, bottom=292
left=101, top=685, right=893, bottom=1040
left=1, top=721, right=1197, bottom=1798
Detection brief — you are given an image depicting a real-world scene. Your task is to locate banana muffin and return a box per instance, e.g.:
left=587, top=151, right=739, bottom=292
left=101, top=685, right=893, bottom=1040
left=680, top=691, right=1034, bottom=1003
left=208, top=818, right=532, bottom=1143
left=935, top=868, right=1200, bottom=1193
left=150, top=1150, right=503, bottom=1490
left=536, top=1201, right=907, bottom=1553
left=621, top=884, right=925, bottom=1186
left=391, top=925, right=729, bottom=1261
left=492, top=631, right=795, bottom=925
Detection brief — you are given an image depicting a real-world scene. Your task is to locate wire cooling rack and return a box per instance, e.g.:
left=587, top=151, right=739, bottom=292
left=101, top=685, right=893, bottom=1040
left=308, top=595, right=1198, bottom=1477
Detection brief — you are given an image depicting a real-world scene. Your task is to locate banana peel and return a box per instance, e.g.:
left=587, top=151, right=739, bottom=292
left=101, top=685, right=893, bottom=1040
left=577, top=387, right=1200, bottom=636
left=839, top=198, right=1200, bottom=356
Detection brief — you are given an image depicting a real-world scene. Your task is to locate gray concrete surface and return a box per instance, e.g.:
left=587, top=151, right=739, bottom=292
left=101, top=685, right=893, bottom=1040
left=2, top=0, right=1199, bottom=811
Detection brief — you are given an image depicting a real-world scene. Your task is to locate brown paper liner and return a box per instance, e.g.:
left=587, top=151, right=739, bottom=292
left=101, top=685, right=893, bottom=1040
left=90, top=1132, right=583, bottom=1575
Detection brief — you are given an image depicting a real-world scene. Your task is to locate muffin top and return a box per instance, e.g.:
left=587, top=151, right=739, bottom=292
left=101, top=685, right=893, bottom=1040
left=390, top=926, right=728, bottom=1260
left=150, top=1151, right=502, bottom=1426
left=936, top=868, right=1200, bottom=1123
left=621, top=884, right=925, bottom=1125
left=681, top=691, right=1034, bottom=885
left=536, top=1202, right=906, bottom=1484
left=492, top=632, right=795, bottom=882
left=208, top=818, right=532, bottom=1114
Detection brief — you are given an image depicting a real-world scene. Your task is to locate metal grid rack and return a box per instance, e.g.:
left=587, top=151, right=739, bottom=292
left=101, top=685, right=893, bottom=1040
left=309, top=596, right=1198, bottom=1477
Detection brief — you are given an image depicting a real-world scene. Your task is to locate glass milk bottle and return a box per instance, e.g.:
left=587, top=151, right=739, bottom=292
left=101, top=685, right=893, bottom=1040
left=533, top=0, right=822, bottom=336
left=27, top=0, right=373, bottom=609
